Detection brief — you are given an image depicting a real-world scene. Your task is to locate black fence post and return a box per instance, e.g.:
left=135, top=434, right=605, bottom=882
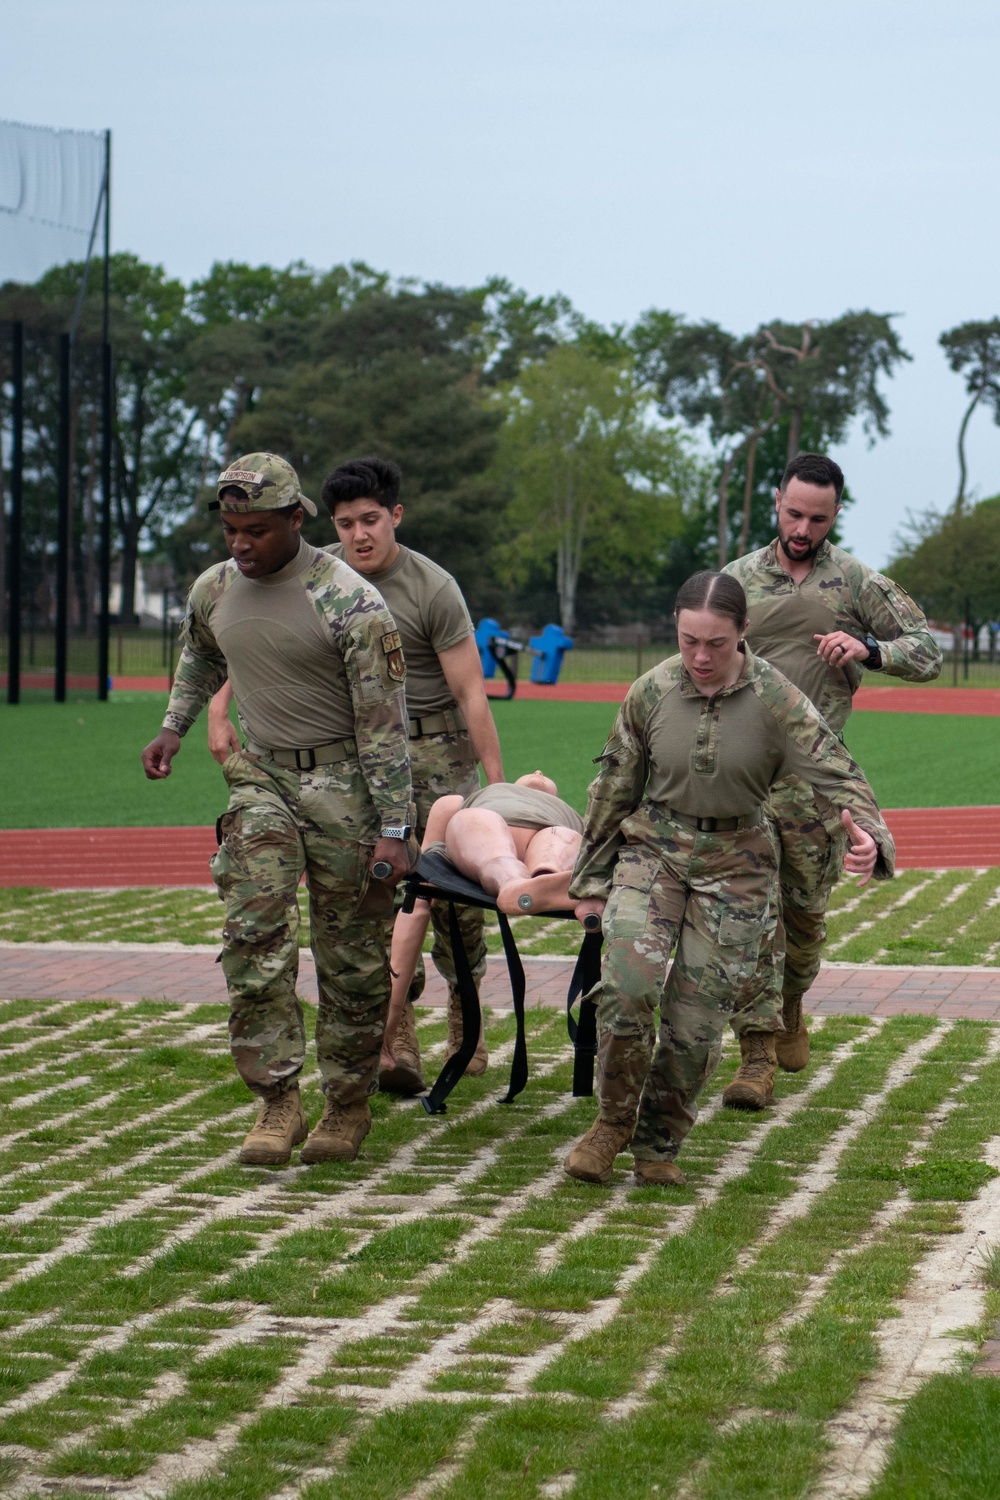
left=7, top=322, right=24, bottom=705
left=964, top=596, right=971, bottom=682
left=97, top=338, right=113, bottom=699
left=55, top=332, right=71, bottom=702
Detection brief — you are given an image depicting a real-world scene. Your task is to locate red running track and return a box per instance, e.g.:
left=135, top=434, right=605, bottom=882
left=0, top=826, right=220, bottom=888
left=2, top=807, right=1000, bottom=885
left=8, top=673, right=999, bottom=714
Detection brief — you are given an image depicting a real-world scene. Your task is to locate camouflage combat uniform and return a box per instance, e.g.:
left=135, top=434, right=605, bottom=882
left=725, top=539, right=940, bottom=1010
left=568, top=648, right=893, bottom=1162
left=163, top=539, right=414, bottom=1104
left=327, top=543, right=487, bottom=1011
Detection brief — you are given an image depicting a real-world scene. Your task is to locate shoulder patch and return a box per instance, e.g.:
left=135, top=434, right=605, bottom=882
left=381, top=630, right=406, bottom=683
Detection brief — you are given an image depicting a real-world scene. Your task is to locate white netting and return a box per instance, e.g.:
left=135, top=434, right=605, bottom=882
left=0, top=119, right=106, bottom=285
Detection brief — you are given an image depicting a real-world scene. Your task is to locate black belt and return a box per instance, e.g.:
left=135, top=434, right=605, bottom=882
left=666, top=806, right=762, bottom=833
left=408, top=708, right=466, bottom=740
left=246, top=738, right=355, bottom=771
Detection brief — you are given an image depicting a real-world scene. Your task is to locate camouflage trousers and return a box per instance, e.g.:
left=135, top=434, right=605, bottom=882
left=595, top=802, right=781, bottom=1162
left=754, top=772, right=848, bottom=1012
left=402, top=729, right=487, bottom=1003
left=211, top=750, right=394, bottom=1103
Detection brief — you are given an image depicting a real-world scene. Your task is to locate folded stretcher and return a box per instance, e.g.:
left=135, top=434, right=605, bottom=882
left=401, top=849, right=603, bottom=1114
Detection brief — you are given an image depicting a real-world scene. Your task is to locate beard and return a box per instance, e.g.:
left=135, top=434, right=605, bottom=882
left=778, top=527, right=823, bottom=562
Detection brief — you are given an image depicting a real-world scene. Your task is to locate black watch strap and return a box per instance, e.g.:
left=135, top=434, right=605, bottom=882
left=863, top=634, right=882, bottom=670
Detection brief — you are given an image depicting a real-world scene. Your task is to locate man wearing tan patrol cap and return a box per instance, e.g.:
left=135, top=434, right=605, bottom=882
left=208, top=454, right=505, bottom=1096
left=141, top=453, right=417, bottom=1167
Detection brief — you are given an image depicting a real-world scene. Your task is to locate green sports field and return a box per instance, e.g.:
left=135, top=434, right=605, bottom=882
left=1, top=697, right=998, bottom=828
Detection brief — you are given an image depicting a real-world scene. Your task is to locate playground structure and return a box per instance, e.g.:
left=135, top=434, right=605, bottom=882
left=475, top=618, right=574, bottom=697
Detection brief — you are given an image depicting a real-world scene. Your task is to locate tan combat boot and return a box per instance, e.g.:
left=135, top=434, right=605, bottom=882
left=300, top=1097, right=372, bottom=1164
left=238, top=1086, right=309, bottom=1166
left=446, top=990, right=488, bottom=1077
left=775, top=993, right=810, bottom=1072
left=564, top=1117, right=635, bottom=1183
left=379, top=1000, right=426, bottom=1095
left=722, top=1031, right=777, bottom=1110
left=633, top=1158, right=686, bottom=1187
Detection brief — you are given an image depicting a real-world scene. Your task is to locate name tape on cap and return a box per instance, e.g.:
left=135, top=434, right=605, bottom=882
left=219, top=469, right=266, bottom=486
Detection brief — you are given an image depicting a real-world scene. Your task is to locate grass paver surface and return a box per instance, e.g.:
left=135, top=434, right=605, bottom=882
left=0, top=1000, right=997, bottom=1497
left=7, top=867, right=1000, bottom=964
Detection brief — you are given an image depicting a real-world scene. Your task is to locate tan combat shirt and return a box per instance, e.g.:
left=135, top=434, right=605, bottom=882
left=163, top=540, right=412, bottom=821
left=725, top=539, right=941, bottom=734
left=463, top=783, right=584, bottom=833
left=327, top=544, right=473, bottom=717
left=570, top=649, right=892, bottom=899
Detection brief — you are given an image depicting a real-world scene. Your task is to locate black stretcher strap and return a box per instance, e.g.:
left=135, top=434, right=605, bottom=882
left=565, top=930, right=602, bottom=1096
left=421, top=901, right=484, bottom=1114
left=496, top=911, right=527, bottom=1104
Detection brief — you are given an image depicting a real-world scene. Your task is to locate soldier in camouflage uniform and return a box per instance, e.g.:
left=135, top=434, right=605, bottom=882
left=142, top=453, right=416, bottom=1168
left=724, top=452, right=940, bottom=1091
left=565, top=570, right=893, bottom=1187
left=211, top=456, right=505, bottom=1092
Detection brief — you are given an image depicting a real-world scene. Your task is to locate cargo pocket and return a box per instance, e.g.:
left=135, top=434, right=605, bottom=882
left=210, top=809, right=248, bottom=898
left=717, top=906, right=767, bottom=985
left=605, top=849, right=660, bottom=939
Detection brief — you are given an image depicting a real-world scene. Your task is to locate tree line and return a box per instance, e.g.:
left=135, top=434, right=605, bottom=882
left=1, top=256, right=997, bottom=636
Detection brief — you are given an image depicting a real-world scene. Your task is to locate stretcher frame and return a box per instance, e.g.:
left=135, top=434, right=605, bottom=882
left=401, top=849, right=603, bottom=1114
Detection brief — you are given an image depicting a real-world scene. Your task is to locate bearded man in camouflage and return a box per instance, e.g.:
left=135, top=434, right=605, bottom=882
left=722, top=452, right=941, bottom=1101
left=141, top=454, right=416, bottom=1167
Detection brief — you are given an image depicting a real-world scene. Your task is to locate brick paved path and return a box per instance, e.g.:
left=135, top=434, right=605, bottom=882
left=3, top=942, right=1000, bottom=1018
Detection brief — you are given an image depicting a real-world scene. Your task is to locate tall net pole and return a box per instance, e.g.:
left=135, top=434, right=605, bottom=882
left=97, top=129, right=112, bottom=702
left=6, top=322, right=24, bottom=705
left=55, top=331, right=71, bottom=702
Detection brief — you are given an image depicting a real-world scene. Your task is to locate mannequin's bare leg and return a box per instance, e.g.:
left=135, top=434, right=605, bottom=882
left=447, top=813, right=584, bottom=916
left=381, top=899, right=433, bottom=1067
left=445, top=809, right=530, bottom=894
left=381, top=794, right=464, bottom=1068
left=496, top=826, right=583, bottom=914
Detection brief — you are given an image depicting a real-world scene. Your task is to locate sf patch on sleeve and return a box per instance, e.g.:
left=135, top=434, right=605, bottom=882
left=381, top=630, right=406, bottom=684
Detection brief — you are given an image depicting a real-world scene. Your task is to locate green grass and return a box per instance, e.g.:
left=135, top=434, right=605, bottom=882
left=842, top=711, right=1000, bottom=809
left=0, top=696, right=620, bottom=828
left=2, top=695, right=999, bottom=827
left=0, top=1002, right=997, bottom=1494
left=867, top=1375, right=1000, bottom=1499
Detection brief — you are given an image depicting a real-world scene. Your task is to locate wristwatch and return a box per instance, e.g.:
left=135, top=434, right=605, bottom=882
left=379, top=825, right=412, bottom=840
left=862, top=634, right=882, bottom=670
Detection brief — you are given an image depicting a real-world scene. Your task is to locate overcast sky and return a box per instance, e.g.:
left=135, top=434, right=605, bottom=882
left=5, top=0, right=1000, bottom=566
